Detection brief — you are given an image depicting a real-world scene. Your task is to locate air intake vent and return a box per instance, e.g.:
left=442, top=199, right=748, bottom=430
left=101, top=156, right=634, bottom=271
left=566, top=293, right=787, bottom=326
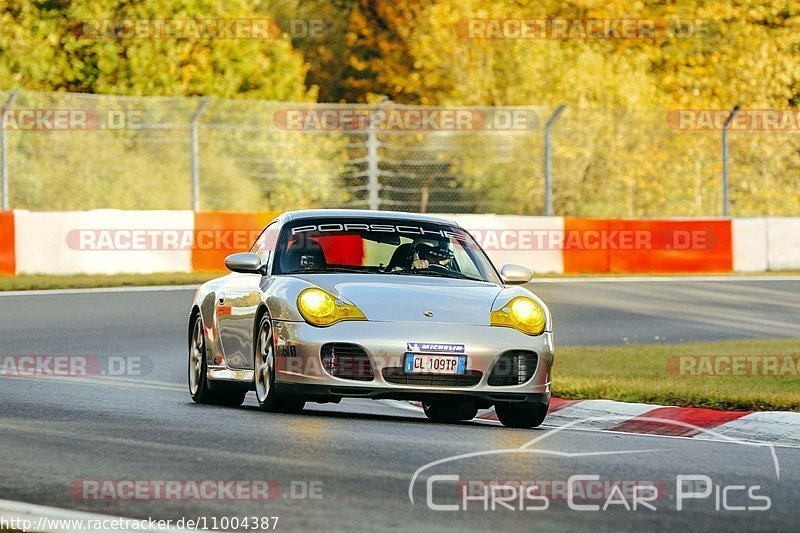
left=487, top=351, right=538, bottom=386
left=320, top=343, right=374, bottom=381
left=381, top=368, right=482, bottom=387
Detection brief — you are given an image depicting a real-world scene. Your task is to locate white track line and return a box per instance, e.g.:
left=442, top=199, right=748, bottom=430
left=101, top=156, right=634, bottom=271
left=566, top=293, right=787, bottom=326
left=0, top=498, right=194, bottom=532
left=0, top=285, right=200, bottom=297
left=0, top=374, right=185, bottom=393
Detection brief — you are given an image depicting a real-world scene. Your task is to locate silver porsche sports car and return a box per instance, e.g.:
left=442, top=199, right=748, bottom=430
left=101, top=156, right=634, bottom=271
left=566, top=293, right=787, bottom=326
left=188, top=210, right=554, bottom=428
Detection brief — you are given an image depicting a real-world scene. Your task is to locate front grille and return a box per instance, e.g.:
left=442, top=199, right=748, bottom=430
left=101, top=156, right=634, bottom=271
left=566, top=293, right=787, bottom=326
left=320, top=343, right=374, bottom=381
left=487, top=351, right=538, bottom=386
left=382, top=367, right=483, bottom=387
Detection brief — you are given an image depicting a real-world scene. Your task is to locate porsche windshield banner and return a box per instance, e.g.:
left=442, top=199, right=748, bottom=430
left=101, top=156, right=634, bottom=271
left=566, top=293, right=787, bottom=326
left=290, top=223, right=470, bottom=241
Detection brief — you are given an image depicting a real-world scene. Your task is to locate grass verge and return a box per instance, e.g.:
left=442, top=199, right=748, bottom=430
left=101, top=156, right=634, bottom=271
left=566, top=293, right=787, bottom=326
left=536, top=270, right=800, bottom=278
left=555, top=338, right=800, bottom=411
left=0, top=272, right=225, bottom=291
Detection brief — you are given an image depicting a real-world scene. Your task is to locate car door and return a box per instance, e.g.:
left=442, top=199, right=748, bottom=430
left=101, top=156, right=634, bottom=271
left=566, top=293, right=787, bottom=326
left=217, top=222, right=278, bottom=369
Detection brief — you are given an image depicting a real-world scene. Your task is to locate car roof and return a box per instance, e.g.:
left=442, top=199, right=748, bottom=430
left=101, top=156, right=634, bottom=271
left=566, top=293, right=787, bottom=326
left=280, top=209, right=457, bottom=226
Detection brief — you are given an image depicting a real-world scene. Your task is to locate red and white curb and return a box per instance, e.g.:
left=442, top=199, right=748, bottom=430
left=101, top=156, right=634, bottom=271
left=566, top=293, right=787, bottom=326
left=401, top=399, right=800, bottom=447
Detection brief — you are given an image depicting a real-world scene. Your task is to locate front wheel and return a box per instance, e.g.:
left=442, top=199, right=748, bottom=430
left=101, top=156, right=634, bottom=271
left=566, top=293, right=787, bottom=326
left=189, top=314, right=246, bottom=407
left=495, top=402, right=548, bottom=428
left=254, top=314, right=305, bottom=414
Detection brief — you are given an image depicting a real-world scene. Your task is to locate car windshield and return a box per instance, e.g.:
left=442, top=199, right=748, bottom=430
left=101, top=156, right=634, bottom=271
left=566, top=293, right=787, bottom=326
left=272, top=217, right=501, bottom=284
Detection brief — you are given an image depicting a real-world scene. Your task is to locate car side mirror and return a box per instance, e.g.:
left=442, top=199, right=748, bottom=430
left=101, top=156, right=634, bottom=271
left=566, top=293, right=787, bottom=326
left=224, top=253, right=264, bottom=274
left=500, top=264, right=533, bottom=285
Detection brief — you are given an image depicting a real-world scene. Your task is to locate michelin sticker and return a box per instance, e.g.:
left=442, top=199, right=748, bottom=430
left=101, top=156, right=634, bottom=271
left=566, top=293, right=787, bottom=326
left=407, top=342, right=466, bottom=354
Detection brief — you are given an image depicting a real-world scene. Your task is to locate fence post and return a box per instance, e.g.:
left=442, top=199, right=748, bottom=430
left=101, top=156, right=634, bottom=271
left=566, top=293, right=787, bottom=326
left=544, top=104, right=566, bottom=216
left=1, top=90, right=19, bottom=211
left=190, top=97, right=210, bottom=212
left=366, top=128, right=380, bottom=210
left=721, top=104, right=740, bottom=217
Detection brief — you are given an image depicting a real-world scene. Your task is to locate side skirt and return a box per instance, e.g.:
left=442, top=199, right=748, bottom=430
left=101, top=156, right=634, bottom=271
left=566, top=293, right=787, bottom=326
left=207, top=365, right=255, bottom=391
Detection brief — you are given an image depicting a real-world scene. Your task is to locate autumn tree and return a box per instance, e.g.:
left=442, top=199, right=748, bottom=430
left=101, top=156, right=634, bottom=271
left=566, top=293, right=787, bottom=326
left=0, top=0, right=313, bottom=100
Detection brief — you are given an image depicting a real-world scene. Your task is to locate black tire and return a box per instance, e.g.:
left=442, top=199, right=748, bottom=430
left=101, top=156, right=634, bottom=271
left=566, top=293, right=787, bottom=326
left=495, top=402, right=549, bottom=428
left=422, top=401, right=478, bottom=422
left=254, top=313, right=305, bottom=414
left=189, top=314, right=247, bottom=407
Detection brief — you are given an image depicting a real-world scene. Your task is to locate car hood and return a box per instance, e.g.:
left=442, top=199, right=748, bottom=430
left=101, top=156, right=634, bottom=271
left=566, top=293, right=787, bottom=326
left=292, top=274, right=503, bottom=324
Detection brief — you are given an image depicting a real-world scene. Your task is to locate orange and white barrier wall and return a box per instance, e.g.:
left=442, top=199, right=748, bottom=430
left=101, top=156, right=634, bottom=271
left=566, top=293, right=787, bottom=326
left=0, top=211, right=14, bottom=275
left=0, top=210, right=797, bottom=275
left=558, top=217, right=733, bottom=274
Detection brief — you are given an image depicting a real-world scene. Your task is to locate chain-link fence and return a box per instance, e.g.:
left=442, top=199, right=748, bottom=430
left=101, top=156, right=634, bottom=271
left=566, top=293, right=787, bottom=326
left=1, top=90, right=797, bottom=216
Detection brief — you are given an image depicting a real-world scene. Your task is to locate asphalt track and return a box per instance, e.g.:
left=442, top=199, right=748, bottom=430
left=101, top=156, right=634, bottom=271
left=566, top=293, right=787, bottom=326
left=1, top=278, right=799, bottom=532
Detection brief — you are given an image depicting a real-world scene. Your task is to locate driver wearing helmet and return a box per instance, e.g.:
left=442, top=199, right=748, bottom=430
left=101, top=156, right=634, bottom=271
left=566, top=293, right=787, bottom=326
left=411, top=242, right=455, bottom=270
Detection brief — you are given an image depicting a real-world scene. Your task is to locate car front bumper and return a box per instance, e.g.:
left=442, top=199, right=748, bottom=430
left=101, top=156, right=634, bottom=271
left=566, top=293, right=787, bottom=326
left=272, top=319, right=554, bottom=405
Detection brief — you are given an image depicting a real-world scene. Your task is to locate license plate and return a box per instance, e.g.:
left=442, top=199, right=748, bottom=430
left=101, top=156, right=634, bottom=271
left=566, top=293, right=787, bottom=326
left=404, top=353, right=467, bottom=375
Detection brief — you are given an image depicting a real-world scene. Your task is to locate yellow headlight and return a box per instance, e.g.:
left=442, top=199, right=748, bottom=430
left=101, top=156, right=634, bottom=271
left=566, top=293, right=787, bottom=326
left=490, top=297, right=546, bottom=335
left=297, top=288, right=366, bottom=327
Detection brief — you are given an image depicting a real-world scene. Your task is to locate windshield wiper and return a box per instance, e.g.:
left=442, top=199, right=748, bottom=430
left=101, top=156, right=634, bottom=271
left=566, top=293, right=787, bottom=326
left=285, top=267, right=368, bottom=274
left=386, top=269, right=483, bottom=282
